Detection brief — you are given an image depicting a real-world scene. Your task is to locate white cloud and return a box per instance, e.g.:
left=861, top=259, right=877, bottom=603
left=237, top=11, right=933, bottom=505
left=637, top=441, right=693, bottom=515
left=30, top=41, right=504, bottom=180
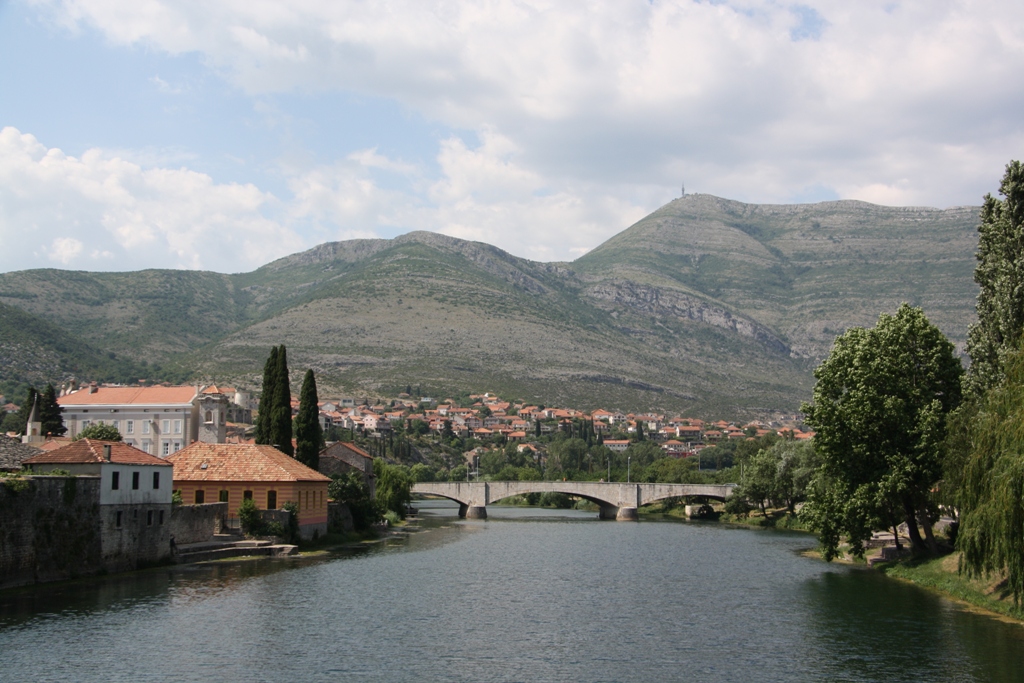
left=7, top=1, right=1024, bottom=272
left=0, top=126, right=302, bottom=272
left=29, top=0, right=1023, bottom=210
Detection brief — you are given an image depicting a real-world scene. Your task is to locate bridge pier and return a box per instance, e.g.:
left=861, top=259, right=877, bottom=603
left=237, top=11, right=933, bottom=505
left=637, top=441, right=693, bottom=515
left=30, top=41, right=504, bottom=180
left=599, top=504, right=619, bottom=520
left=458, top=504, right=487, bottom=519
left=615, top=507, right=639, bottom=521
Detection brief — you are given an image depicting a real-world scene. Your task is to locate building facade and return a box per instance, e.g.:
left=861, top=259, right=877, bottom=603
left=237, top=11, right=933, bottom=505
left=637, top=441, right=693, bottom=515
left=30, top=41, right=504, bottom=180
left=167, top=443, right=331, bottom=540
left=22, top=439, right=173, bottom=570
left=58, top=385, right=230, bottom=456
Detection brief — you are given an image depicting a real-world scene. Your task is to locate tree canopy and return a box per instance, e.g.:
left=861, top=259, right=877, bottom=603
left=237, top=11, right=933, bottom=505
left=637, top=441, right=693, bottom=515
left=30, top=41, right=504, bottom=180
left=294, top=368, right=322, bottom=470
left=74, top=423, right=123, bottom=442
left=255, top=345, right=293, bottom=456
left=965, top=160, right=1024, bottom=397
left=802, top=304, right=962, bottom=559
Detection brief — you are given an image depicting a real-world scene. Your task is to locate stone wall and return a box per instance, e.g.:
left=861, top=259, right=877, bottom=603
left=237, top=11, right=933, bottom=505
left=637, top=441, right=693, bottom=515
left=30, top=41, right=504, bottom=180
left=170, top=502, right=227, bottom=545
left=328, top=501, right=354, bottom=533
left=0, top=476, right=103, bottom=590
left=99, top=502, right=173, bottom=573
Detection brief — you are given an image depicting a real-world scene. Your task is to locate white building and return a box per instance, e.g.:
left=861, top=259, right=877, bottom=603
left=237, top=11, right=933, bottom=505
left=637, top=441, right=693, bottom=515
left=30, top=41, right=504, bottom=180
left=59, top=385, right=228, bottom=456
left=23, top=439, right=173, bottom=569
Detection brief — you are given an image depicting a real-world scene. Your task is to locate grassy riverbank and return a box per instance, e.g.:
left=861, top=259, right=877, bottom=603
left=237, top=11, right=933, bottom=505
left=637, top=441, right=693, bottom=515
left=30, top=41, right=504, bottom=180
left=878, top=553, right=1024, bottom=623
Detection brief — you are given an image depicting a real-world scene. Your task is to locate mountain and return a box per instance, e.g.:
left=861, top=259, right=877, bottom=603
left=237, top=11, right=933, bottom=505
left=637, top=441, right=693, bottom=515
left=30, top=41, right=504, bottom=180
left=0, top=194, right=982, bottom=417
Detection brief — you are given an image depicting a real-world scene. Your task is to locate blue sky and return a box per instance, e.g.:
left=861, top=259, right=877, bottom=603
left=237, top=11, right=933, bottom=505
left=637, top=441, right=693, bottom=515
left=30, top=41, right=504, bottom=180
left=1, top=0, right=1021, bottom=273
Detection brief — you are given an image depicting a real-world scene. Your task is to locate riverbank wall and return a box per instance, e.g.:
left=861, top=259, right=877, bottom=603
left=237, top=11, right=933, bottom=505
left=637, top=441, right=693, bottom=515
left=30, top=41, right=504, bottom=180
left=0, top=476, right=103, bottom=589
left=0, top=476, right=174, bottom=590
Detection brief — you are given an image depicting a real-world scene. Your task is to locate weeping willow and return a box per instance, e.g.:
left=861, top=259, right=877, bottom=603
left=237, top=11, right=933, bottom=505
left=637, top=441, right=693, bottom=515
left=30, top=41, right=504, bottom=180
left=958, top=344, right=1024, bottom=604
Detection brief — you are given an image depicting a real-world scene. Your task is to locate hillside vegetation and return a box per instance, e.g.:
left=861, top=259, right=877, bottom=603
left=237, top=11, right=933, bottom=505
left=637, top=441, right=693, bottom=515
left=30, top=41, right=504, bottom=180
left=0, top=194, right=981, bottom=416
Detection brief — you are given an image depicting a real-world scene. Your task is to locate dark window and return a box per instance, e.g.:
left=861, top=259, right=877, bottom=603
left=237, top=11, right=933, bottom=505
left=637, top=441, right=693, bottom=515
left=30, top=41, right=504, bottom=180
left=133, top=509, right=138, bottom=522
left=132, top=471, right=140, bottom=490
left=147, top=510, right=154, bottom=526
left=219, top=490, right=229, bottom=503
left=115, top=510, right=123, bottom=528
left=267, top=490, right=277, bottom=509
left=195, top=490, right=205, bottom=504
left=153, top=471, right=160, bottom=489
left=243, top=490, right=253, bottom=500
left=159, top=510, right=165, bottom=525
left=112, top=471, right=120, bottom=490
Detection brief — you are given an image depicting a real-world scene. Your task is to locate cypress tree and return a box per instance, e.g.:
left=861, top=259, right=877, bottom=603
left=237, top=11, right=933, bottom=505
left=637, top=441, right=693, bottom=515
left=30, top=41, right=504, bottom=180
left=271, top=345, right=293, bottom=455
left=13, top=387, right=38, bottom=436
left=39, top=384, right=66, bottom=437
left=965, top=160, right=1024, bottom=397
left=294, top=369, right=322, bottom=470
left=255, top=346, right=279, bottom=445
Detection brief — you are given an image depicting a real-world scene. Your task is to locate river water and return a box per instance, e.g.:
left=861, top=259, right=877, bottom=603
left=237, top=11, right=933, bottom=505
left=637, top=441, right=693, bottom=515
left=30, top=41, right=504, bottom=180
left=2, top=501, right=1024, bottom=683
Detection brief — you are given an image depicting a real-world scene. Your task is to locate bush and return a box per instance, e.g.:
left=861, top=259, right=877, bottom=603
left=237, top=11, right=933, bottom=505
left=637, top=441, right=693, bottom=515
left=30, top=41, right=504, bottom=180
left=724, top=493, right=752, bottom=517
left=73, top=423, right=123, bottom=442
left=329, top=472, right=377, bottom=530
left=238, top=497, right=263, bottom=535
left=281, top=501, right=300, bottom=543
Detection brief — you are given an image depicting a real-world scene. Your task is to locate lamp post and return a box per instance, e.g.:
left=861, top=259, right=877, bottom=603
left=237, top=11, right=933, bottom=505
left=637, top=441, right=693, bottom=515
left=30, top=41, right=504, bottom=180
left=627, top=455, right=631, bottom=483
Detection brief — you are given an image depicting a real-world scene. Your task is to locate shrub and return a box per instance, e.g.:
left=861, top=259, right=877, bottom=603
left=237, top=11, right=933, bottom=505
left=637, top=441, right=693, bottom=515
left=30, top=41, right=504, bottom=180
left=281, top=501, right=300, bottom=543
left=238, top=497, right=263, bottom=536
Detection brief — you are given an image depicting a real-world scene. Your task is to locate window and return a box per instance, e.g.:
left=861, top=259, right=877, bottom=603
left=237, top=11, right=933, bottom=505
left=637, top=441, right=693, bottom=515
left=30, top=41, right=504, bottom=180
left=126, top=420, right=134, bottom=434
left=162, top=442, right=170, bottom=456
left=174, top=419, right=182, bottom=434
left=153, top=471, right=160, bottom=489
left=195, top=490, right=205, bottom=504
left=115, top=510, right=123, bottom=528
left=205, top=410, right=213, bottom=423
left=159, top=510, right=165, bottom=525
left=173, top=441, right=181, bottom=453
left=147, top=510, right=153, bottom=526
left=161, top=420, right=170, bottom=433
left=111, top=471, right=120, bottom=490
left=243, top=490, right=253, bottom=500
left=133, top=509, right=138, bottom=522
left=142, top=421, right=151, bottom=435
left=82, top=420, right=91, bottom=429
left=142, top=440, right=151, bottom=453
left=110, top=420, right=118, bottom=432
left=267, top=490, right=277, bottom=509
left=219, top=490, right=229, bottom=503
left=132, top=471, right=140, bottom=490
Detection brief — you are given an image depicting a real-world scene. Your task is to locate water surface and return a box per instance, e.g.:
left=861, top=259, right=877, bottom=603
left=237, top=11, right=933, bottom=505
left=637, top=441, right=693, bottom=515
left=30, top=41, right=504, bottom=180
left=2, top=500, right=1023, bottom=682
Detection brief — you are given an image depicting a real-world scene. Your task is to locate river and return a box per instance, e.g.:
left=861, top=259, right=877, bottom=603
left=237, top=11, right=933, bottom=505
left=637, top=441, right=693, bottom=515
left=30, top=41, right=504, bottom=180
left=2, top=500, right=1024, bottom=682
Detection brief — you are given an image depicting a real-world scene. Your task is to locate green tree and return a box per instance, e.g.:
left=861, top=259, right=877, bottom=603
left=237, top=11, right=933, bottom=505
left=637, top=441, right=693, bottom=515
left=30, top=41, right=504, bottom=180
left=271, top=345, right=293, bottom=456
left=255, top=346, right=278, bottom=445
left=802, top=304, right=962, bottom=559
left=374, top=459, right=412, bottom=519
left=956, top=344, right=1024, bottom=604
left=39, top=384, right=66, bottom=437
left=328, top=471, right=377, bottom=530
left=11, top=387, right=38, bottom=436
left=74, top=423, right=123, bottom=441
left=294, top=369, right=322, bottom=470
left=964, top=160, right=1024, bottom=397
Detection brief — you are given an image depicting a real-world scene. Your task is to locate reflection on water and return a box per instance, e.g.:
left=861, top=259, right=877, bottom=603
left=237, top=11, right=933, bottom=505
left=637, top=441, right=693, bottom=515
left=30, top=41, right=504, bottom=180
left=2, top=501, right=1023, bottom=683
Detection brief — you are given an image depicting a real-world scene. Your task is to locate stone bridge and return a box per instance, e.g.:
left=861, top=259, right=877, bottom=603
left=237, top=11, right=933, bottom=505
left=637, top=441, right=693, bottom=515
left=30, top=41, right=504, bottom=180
left=411, top=481, right=738, bottom=521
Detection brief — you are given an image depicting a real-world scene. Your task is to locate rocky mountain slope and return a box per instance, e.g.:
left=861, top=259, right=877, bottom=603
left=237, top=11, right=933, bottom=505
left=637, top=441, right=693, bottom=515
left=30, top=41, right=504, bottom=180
left=0, top=195, right=981, bottom=416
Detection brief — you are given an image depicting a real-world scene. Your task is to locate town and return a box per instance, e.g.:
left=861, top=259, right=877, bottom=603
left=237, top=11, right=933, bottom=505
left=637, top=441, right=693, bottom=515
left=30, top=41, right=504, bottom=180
left=0, top=374, right=815, bottom=590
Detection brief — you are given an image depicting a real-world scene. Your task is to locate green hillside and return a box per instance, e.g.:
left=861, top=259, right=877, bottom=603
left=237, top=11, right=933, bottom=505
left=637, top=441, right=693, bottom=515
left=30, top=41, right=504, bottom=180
left=0, top=195, right=983, bottom=417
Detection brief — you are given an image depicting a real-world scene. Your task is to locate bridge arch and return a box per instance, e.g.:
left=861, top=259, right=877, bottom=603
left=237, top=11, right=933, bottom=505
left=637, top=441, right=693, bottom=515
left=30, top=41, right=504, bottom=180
left=412, top=481, right=737, bottom=521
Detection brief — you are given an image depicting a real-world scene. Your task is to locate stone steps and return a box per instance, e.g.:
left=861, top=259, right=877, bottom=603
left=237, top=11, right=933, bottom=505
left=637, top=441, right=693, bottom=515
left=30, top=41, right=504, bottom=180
left=174, top=539, right=298, bottom=564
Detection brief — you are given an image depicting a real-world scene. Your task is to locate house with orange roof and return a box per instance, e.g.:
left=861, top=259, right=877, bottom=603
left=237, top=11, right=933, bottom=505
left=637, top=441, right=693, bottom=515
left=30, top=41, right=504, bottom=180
left=168, top=443, right=330, bottom=539
left=58, top=384, right=230, bottom=456
left=319, top=441, right=376, bottom=498
left=24, top=439, right=174, bottom=569
left=604, top=439, right=630, bottom=452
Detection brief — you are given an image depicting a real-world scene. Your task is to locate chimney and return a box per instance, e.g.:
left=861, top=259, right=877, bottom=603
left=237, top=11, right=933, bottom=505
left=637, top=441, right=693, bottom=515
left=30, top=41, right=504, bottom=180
left=88, top=384, right=98, bottom=394
left=103, top=444, right=112, bottom=461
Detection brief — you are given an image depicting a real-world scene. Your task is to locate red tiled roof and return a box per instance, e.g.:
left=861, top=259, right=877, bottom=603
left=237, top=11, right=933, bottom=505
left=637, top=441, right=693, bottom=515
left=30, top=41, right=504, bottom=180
left=58, top=385, right=198, bottom=407
left=167, top=442, right=330, bottom=483
left=23, top=439, right=170, bottom=466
